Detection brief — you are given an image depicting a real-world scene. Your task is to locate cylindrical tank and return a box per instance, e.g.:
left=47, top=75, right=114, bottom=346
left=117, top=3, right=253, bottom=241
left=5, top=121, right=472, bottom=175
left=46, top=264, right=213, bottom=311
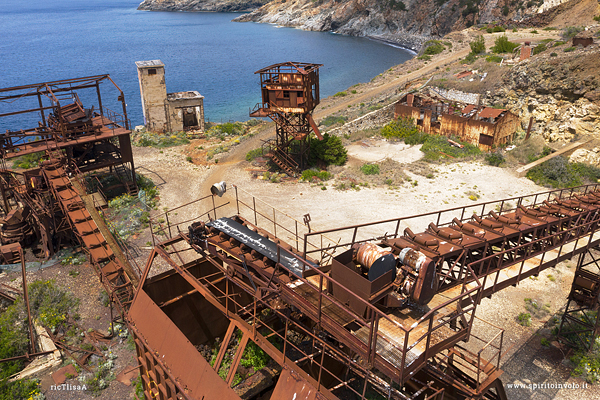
left=356, top=243, right=392, bottom=269
left=355, top=243, right=397, bottom=282
left=398, top=247, right=428, bottom=271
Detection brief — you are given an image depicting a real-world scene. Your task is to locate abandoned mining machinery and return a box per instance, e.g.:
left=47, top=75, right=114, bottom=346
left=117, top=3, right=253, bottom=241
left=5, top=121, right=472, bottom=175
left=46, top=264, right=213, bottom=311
left=0, top=75, right=139, bottom=313
left=128, top=182, right=600, bottom=400
left=250, top=62, right=323, bottom=176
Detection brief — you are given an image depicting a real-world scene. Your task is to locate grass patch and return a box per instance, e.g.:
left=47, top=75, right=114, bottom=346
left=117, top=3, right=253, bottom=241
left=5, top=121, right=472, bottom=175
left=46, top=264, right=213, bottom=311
left=517, top=312, right=532, bottom=327
left=320, top=115, right=348, bottom=127
left=360, top=164, right=380, bottom=175
left=526, top=156, right=600, bottom=188
left=486, top=55, right=503, bottom=63
left=333, top=91, right=347, bottom=97
left=300, top=169, right=332, bottom=182
left=133, top=130, right=190, bottom=148
left=564, top=46, right=576, bottom=52
left=423, top=40, right=445, bottom=55
left=11, top=151, right=43, bottom=169
left=533, top=43, right=546, bottom=55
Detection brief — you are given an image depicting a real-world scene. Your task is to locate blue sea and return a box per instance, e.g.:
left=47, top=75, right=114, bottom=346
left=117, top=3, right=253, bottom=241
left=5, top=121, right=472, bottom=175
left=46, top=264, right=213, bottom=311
left=0, top=0, right=413, bottom=127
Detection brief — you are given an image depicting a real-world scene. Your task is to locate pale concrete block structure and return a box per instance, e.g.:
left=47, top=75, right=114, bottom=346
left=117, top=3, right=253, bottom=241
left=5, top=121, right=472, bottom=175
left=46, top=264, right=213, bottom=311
left=136, top=60, right=205, bottom=133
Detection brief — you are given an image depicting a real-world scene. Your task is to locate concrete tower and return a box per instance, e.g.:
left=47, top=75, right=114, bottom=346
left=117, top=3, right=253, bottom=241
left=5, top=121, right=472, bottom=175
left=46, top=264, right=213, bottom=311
left=136, top=60, right=168, bottom=133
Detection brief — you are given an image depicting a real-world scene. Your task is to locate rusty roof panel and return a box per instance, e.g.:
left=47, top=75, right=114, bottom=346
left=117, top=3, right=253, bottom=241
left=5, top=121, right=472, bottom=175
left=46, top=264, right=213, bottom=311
left=478, top=108, right=505, bottom=119
left=462, top=104, right=477, bottom=114
left=270, top=368, right=322, bottom=400
left=129, top=290, right=241, bottom=400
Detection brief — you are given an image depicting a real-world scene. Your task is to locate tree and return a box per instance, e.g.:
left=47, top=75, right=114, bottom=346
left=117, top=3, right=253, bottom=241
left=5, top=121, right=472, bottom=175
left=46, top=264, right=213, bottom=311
left=491, top=34, right=519, bottom=53
left=310, top=133, right=347, bottom=166
left=469, top=35, right=486, bottom=55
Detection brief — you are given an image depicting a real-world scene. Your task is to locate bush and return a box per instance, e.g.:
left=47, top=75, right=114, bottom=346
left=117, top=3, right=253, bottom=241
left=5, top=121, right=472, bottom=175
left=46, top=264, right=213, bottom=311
left=12, top=152, right=43, bottom=169
left=310, top=133, right=348, bottom=166
left=502, top=5, right=509, bottom=15
left=562, top=26, right=583, bottom=40
left=381, top=117, right=425, bottom=144
left=533, top=43, right=546, bottom=55
left=491, top=35, right=519, bottom=53
left=553, top=40, right=566, bottom=47
left=469, top=35, right=486, bottom=55
left=564, top=46, right=576, bottom=52
left=485, top=151, right=505, bottom=166
left=333, top=91, right=347, bottom=97
left=420, top=135, right=481, bottom=161
left=526, top=156, right=600, bottom=188
left=246, top=147, right=264, bottom=162
left=517, top=312, right=532, bottom=326
left=320, top=115, right=347, bottom=127
left=360, top=164, right=380, bottom=175
left=550, top=52, right=557, bottom=57
left=423, top=40, right=445, bottom=55
left=300, top=169, right=332, bottom=182
left=417, top=54, right=432, bottom=61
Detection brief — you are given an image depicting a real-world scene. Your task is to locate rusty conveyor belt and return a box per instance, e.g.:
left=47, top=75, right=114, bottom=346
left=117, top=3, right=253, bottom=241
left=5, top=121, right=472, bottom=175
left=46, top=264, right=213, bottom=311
left=41, top=158, right=134, bottom=310
left=207, top=217, right=317, bottom=277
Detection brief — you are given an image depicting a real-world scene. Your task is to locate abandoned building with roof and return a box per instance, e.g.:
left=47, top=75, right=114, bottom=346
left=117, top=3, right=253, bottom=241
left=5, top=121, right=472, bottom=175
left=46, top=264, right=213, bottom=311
left=136, top=60, right=205, bottom=133
left=394, top=90, right=520, bottom=151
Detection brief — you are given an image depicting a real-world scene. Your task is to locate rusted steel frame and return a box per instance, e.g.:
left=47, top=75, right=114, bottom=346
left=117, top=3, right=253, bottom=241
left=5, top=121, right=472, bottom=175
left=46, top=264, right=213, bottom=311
left=304, top=184, right=600, bottom=248
left=226, top=333, right=249, bottom=386
left=129, top=329, right=192, bottom=400
left=0, top=350, right=55, bottom=364
left=469, top=218, right=600, bottom=286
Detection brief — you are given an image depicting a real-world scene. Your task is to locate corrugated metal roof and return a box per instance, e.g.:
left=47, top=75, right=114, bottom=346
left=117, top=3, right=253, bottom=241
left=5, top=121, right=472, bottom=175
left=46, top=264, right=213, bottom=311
left=478, top=107, right=505, bottom=119
left=462, top=104, right=477, bottom=114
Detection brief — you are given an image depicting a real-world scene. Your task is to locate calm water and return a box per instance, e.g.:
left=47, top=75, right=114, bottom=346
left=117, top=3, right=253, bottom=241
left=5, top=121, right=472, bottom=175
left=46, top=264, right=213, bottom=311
left=0, top=0, right=413, bottom=126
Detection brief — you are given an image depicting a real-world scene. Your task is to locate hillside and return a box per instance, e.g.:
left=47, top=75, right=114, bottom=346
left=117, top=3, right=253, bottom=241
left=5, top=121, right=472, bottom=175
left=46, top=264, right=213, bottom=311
left=137, top=0, right=269, bottom=12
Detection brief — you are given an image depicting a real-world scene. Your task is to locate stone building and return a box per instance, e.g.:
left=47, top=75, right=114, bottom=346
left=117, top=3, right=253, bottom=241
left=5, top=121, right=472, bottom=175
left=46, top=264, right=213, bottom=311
left=136, top=60, right=205, bottom=133
left=394, top=91, right=519, bottom=151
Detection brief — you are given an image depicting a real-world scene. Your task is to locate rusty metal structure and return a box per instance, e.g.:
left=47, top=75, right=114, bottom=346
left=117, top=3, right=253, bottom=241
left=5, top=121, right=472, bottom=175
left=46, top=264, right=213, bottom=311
left=394, top=91, right=519, bottom=151
left=250, top=62, right=323, bottom=176
left=128, top=182, right=600, bottom=400
left=0, top=76, right=139, bottom=312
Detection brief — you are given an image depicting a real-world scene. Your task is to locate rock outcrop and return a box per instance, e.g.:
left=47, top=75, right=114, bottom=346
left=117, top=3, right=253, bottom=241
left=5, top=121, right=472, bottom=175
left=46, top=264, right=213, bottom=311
left=488, top=49, right=600, bottom=143
left=138, top=0, right=269, bottom=12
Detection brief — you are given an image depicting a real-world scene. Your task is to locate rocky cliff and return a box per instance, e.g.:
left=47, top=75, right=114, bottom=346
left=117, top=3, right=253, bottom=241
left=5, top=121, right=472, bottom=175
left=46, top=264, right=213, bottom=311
left=488, top=49, right=600, bottom=143
left=138, top=0, right=269, bottom=12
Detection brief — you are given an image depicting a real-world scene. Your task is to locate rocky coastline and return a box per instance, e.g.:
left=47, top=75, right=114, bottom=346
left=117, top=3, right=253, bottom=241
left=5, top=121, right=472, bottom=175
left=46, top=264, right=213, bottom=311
left=137, top=0, right=269, bottom=13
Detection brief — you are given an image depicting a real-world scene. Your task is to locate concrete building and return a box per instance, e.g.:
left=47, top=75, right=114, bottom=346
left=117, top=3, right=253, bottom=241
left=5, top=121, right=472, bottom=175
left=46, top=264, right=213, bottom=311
left=136, top=60, right=205, bottom=133
left=394, top=91, right=519, bottom=151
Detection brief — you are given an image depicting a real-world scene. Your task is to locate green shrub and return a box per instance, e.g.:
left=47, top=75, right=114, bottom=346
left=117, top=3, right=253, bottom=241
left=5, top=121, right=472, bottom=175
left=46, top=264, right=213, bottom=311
left=543, top=26, right=557, bottom=31
left=360, top=164, right=380, bottom=175
left=594, top=15, right=600, bottom=22
left=526, top=156, right=600, bottom=188
left=486, top=55, right=503, bottom=63
left=333, top=91, right=347, bottom=97
left=300, top=169, right=332, bottom=182
left=12, top=152, right=43, bottom=169
left=245, top=147, right=265, bottom=162
left=517, top=312, right=532, bottom=326
left=381, top=117, right=425, bottom=144
left=310, top=133, right=348, bottom=166
left=485, top=151, right=505, bottom=166
left=423, top=40, right=445, bottom=55
left=320, top=115, right=348, bottom=127
left=208, top=122, right=245, bottom=137
left=530, top=30, right=538, bottom=34
left=491, top=35, right=519, bottom=53
left=417, top=54, right=432, bottom=61
left=502, top=5, right=509, bottom=15
left=28, top=280, right=79, bottom=332
left=564, top=46, right=576, bottom=52
left=133, top=131, right=191, bottom=148
left=420, top=135, right=481, bottom=161
left=553, top=40, right=566, bottom=47
left=562, top=26, right=583, bottom=40
left=550, top=52, right=557, bottom=57
left=533, top=43, right=546, bottom=55
left=469, top=35, right=486, bottom=55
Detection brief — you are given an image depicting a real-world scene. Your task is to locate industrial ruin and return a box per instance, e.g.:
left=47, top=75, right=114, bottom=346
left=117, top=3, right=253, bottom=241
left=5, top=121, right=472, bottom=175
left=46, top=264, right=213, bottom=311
left=394, top=91, right=519, bottom=151
left=2, top=70, right=600, bottom=400
left=250, top=62, right=323, bottom=175
left=136, top=60, right=205, bottom=133
left=0, top=75, right=138, bottom=310
left=126, top=182, right=600, bottom=400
